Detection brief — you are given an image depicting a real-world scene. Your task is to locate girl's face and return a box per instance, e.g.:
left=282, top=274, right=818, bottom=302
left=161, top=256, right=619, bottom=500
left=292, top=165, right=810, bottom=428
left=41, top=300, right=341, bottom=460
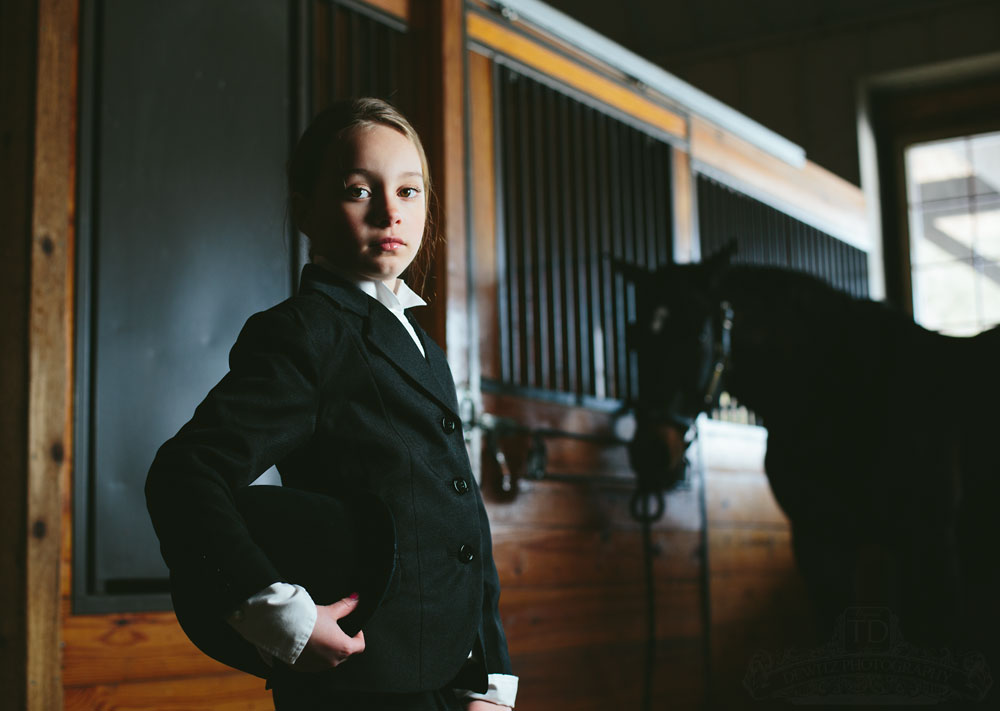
left=301, top=124, right=426, bottom=286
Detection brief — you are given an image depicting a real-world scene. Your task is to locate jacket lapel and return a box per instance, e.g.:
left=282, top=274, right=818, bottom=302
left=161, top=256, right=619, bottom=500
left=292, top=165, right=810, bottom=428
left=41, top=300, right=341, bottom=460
left=363, top=302, right=459, bottom=417
left=410, top=314, right=460, bottom=416
left=298, top=265, right=459, bottom=417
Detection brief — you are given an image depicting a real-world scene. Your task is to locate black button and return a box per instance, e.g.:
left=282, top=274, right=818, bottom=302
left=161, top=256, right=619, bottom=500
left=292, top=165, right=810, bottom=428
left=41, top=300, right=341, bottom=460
left=452, top=478, right=470, bottom=495
left=441, top=417, right=457, bottom=434
left=459, top=544, right=475, bottom=563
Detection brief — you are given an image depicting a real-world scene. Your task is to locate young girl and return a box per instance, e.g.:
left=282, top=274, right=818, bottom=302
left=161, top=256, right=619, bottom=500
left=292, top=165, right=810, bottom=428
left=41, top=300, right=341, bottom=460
left=146, top=98, right=516, bottom=711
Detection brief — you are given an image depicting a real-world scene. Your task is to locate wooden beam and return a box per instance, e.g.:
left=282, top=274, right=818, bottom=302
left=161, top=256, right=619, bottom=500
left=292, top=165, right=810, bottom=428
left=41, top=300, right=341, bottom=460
left=364, top=0, right=409, bottom=21
left=672, top=148, right=698, bottom=263
left=410, top=0, right=469, bottom=383
left=468, top=50, right=498, bottom=383
left=466, top=12, right=687, bottom=142
left=28, top=0, right=78, bottom=708
left=690, top=116, right=868, bottom=249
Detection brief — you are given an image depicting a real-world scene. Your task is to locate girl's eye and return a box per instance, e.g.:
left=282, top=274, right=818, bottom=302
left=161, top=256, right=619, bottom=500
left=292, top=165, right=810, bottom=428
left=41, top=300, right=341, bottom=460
left=347, top=186, right=371, bottom=199
left=398, top=186, right=420, bottom=199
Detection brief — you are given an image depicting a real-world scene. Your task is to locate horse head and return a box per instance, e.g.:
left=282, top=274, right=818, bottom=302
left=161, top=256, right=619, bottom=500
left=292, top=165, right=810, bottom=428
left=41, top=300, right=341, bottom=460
left=617, top=245, right=736, bottom=514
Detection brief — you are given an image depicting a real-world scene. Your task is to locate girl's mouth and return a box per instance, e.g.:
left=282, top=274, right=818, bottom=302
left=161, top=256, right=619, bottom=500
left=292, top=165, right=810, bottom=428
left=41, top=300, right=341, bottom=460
left=377, top=238, right=404, bottom=251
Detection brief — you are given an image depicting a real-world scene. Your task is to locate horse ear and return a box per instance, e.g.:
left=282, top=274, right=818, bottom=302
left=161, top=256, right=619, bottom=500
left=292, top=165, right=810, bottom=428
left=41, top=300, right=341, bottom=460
left=703, top=241, right=736, bottom=288
left=610, top=256, right=653, bottom=285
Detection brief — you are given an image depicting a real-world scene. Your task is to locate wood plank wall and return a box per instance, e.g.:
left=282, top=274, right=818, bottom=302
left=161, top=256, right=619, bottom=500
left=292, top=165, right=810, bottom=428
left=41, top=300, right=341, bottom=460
left=480, top=394, right=707, bottom=710
left=697, top=421, right=814, bottom=710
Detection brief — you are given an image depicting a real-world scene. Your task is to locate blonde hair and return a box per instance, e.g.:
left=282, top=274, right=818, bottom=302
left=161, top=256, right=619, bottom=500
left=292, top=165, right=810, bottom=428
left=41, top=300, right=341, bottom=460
left=288, top=98, right=438, bottom=292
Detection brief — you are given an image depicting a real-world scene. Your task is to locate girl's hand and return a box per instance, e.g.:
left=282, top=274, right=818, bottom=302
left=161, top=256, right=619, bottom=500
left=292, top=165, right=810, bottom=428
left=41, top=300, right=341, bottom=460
left=291, top=593, right=366, bottom=672
left=466, top=702, right=512, bottom=711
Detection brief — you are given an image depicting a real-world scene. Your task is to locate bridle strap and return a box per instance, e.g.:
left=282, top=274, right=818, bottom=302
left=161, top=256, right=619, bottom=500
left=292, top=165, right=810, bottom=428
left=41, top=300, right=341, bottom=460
left=702, top=299, right=734, bottom=409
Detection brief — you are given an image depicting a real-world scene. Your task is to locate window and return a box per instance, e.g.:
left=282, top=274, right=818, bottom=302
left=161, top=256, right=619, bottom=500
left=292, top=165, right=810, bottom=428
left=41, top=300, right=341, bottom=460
left=905, top=130, right=1000, bottom=335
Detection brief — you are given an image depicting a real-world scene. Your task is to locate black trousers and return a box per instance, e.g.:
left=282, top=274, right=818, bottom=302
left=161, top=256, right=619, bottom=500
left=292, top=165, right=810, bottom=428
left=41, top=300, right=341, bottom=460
left=271, top=686, right=466, bottom=711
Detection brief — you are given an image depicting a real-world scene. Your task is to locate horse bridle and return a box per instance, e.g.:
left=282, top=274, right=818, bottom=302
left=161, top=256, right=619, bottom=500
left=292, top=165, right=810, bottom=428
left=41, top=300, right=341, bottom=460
left=627, top=299, right=735, bottom=522
left=652, top=298, right=735, bottom=429
left=702, top=299, right=735, bottom=411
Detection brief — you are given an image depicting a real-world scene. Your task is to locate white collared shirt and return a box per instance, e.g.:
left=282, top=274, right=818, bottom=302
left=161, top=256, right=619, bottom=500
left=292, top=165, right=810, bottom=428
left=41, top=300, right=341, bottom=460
left=355, top=274, right=428, bottom=357
left=313, top=256, right=428, bottom=356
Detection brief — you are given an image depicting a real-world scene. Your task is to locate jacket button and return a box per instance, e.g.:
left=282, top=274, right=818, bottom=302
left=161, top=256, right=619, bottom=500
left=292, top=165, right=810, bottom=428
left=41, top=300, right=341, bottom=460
left=452, top=478, right=469, bottom=495
left=441, top=417, right=457, bottom=434
left=459, top=544, right=475, bottom=563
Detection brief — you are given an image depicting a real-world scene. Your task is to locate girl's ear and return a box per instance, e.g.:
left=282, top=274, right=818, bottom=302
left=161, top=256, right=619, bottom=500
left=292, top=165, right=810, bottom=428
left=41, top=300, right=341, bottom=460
left=290, top=192, right=312, bottom=237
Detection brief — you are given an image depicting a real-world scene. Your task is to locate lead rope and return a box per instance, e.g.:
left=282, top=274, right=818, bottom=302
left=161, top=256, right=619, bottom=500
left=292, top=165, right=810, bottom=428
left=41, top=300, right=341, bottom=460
left=641, top=502, right=656, bottom=711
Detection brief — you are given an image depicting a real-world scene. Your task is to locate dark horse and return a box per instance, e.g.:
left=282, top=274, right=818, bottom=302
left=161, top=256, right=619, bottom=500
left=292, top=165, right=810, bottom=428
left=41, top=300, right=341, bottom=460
left=625, top=248, right=1000, bottom=687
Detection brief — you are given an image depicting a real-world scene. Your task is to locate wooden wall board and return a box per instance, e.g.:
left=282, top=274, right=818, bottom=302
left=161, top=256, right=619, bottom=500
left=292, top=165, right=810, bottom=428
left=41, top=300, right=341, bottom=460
left=510, top=639, right=704, bottom=711
left=708, top=528, right=796, bottom=575
left=61, top=613, right=235, bottom=687
left=492, top=527, right=703, bottom=588
left=483, top=477, right=702, bottom=534
left=482, top=392, right=620, bottom=437
left=64, top=672, right=271, bottom=711
left=701, top=415, right=814, bottom=710
left=709, top=571, right=813, bottom=630
left=704, top=471, right=789, bottom=529
left=500, top=582, right=702, bottom=654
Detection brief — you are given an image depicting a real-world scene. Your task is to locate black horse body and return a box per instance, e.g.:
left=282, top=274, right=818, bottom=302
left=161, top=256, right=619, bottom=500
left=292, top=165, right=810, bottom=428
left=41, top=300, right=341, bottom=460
left=631, top=255, right=1000, bottom=653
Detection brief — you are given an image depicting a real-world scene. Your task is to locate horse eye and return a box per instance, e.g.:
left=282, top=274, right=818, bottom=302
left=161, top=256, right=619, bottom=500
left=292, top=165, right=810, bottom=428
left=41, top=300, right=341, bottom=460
left=650, top=306, right=670, bottom=334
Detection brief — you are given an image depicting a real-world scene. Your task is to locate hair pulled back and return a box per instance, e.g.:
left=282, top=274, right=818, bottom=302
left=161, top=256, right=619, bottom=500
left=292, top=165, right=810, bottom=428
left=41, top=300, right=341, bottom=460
left=288, top=98, right=438, bottom=291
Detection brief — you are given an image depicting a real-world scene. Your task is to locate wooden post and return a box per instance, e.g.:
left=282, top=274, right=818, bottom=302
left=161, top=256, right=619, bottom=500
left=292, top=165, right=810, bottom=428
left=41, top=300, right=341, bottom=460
left=26, top=0, right=79, bottom=708
left=411, top=0, right=468, bottom=387
left=672, top=147, right=699, bottom=264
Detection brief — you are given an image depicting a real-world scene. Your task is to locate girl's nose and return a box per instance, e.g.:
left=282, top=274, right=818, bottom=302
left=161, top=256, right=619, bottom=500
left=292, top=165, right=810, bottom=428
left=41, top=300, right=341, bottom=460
left=373, top=195, right=403, bottom=227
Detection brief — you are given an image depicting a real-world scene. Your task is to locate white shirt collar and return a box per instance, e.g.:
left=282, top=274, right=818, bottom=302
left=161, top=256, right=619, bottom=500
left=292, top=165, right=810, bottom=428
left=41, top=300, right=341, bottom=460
left=312, top=257, right=427, bottom=314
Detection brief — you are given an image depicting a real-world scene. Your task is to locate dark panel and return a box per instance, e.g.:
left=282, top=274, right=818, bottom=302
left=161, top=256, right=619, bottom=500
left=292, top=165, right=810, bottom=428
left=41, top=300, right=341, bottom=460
left=490, top=65, right=674, bottom=406
left=76, top=0, right=292, bottom=612
left=76, top=0, right=413, bottom=614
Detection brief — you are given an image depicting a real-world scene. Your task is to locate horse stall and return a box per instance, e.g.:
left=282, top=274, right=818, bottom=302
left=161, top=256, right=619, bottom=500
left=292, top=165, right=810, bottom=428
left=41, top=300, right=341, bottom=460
left=9, top=0, right=996, bottom=710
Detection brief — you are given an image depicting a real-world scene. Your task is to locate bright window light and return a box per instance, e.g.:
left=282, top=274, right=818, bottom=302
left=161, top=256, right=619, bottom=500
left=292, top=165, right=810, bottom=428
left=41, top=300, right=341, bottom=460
left=905, top=131, right=1000, bottom=335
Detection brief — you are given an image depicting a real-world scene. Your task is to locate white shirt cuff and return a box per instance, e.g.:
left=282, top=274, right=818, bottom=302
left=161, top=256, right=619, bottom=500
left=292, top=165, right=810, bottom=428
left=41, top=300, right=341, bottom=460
left=226, top=582, right=317, bottom=665
left=457, top=673, right=518, bottom=707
